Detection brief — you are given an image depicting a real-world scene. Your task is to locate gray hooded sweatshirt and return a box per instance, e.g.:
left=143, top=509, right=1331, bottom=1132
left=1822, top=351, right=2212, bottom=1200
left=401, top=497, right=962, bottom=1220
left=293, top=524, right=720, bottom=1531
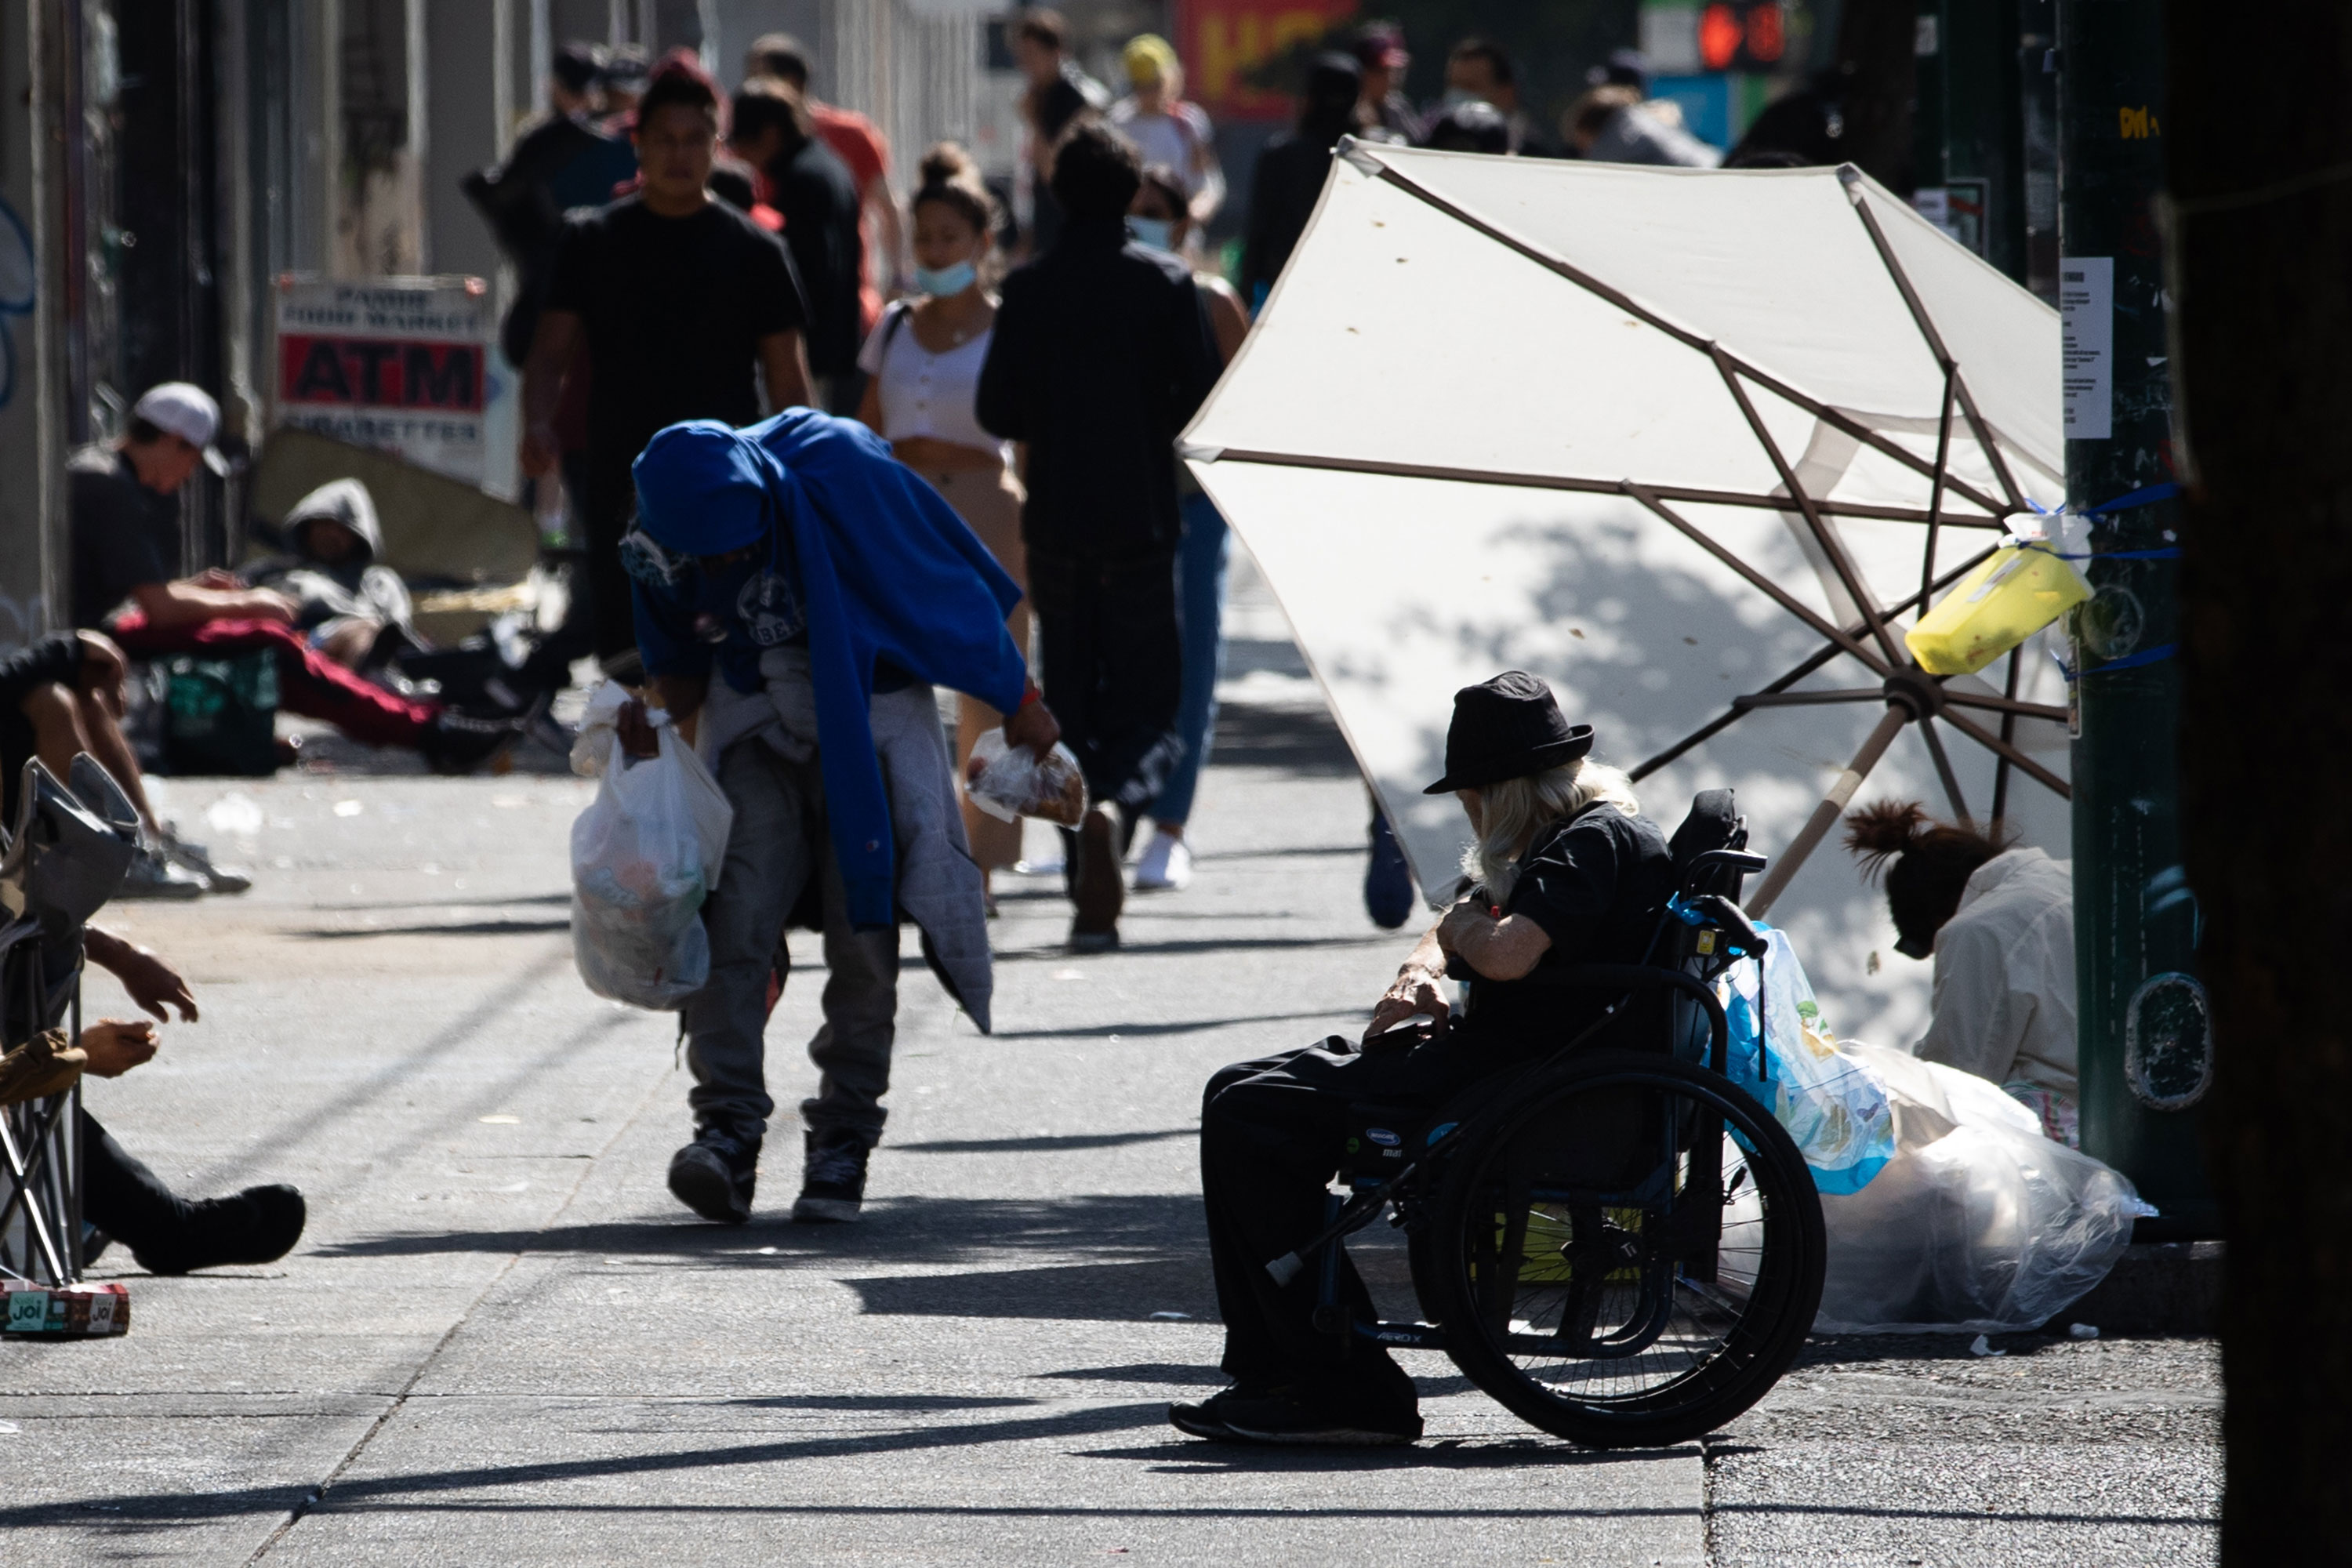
left=270, top=478, right=415, bottom=636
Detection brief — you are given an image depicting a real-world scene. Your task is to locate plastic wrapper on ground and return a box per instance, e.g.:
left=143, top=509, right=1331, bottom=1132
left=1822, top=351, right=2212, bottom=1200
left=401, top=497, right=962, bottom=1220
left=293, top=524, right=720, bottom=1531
left=1811, top=1040, right=2152, bottom=1333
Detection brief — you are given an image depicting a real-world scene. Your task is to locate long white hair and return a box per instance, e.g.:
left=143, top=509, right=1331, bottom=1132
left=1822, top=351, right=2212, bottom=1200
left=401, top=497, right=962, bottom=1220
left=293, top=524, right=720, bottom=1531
left=1459, top=757, right=1641, bottom=901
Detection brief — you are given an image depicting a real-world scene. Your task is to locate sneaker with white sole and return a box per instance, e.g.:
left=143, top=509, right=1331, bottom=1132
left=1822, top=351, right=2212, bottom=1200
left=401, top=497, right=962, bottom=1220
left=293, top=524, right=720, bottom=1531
left=1132, top=829, right=1192, bottom=891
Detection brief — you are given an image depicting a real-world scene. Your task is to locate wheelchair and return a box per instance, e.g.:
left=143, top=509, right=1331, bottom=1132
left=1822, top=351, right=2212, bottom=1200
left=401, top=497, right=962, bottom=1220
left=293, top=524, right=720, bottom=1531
left=1278, top=790, right=1827, bottom=1448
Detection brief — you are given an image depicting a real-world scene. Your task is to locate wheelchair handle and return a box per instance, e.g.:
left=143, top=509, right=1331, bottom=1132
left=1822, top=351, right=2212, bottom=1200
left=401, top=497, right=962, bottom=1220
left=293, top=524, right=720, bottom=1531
left=1682, top=849, right=1767, bottom=893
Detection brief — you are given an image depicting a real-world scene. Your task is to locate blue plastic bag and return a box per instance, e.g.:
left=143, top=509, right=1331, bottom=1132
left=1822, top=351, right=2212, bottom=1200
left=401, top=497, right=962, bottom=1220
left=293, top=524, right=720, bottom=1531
left=1719, top=930, right=1895, bottom=1196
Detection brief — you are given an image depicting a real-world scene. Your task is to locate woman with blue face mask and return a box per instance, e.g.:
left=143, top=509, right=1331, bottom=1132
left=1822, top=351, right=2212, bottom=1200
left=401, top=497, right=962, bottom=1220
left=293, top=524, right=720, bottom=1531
left=855, top=143, right=1030, bottom=900
left=1124, top=167, right=1249, bottom=893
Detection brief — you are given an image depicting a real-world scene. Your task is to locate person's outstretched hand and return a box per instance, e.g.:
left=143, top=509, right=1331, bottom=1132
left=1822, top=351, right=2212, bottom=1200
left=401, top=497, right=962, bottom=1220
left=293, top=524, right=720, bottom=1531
left=1002, top=695, right=1061, bottom=759
left=79, top=1019, right=159, bottom=1079
left=93, top=932, right=198, bottom=1022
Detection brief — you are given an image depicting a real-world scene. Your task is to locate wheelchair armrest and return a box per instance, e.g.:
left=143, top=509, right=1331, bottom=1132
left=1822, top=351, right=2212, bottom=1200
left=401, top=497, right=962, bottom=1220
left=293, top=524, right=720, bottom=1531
left=1517, top=963, right=1731, bottom=1076
left=1682, top=849, right=1767, bottom=896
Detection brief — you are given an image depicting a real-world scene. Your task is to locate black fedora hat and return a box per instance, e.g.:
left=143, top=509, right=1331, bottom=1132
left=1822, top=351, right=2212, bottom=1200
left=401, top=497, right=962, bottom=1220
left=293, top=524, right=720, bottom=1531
left=1423, top=671, right=1594, bottom=793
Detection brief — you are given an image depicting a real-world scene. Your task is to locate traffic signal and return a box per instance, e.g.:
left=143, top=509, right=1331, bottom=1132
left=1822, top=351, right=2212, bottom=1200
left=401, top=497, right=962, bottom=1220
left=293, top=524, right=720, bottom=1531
left=1696, top=2, right=1787, bottom=73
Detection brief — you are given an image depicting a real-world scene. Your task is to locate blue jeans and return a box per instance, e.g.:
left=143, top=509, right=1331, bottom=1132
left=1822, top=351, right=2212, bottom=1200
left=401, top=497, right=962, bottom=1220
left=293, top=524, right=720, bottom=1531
left=1153, top=492, right=1230, bottom=827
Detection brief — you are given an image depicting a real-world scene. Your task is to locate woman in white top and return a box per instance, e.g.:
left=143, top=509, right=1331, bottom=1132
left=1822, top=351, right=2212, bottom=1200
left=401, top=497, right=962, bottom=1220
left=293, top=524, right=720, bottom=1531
left=1846, top=800, right=2080, bottom=1144
left=856, top=144, right=1029, bottom=895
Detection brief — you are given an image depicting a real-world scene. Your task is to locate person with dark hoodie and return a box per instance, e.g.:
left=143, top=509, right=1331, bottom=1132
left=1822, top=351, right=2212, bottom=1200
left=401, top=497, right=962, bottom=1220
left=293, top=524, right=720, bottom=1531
left=617, top=411, right=1062, bottom=1228
left=977, top=121, right=1221, bottom=953
left=247, top=478, right=419, bottom=675
left=1240, top=53, right=1363, bottom=311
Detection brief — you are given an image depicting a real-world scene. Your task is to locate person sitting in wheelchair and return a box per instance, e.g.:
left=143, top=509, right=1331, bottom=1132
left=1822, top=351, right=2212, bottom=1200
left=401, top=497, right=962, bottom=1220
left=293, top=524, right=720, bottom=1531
left=1177, top=671, right=1674, bottom=1446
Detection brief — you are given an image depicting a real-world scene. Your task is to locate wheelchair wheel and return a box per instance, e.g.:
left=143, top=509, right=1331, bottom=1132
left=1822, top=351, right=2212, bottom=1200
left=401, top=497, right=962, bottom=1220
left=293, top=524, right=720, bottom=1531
left=1414, top=1048, right=1824, bottom=1447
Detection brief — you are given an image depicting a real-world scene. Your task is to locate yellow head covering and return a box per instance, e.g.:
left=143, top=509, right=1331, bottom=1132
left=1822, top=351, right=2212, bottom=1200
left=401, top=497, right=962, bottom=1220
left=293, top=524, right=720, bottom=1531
left=1123, top=34, right=1179, bottom=89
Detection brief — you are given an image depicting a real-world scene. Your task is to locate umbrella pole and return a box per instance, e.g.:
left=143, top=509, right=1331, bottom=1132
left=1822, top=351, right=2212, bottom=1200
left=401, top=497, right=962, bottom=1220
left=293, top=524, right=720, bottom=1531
left=1747, top=704, right=1912, bottom=917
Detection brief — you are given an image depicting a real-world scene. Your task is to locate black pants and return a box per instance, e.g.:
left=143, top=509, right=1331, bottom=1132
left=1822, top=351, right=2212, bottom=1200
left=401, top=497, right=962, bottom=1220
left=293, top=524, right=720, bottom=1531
left=578, top=457, right=641, bottom=666
left=1201, top=1035, right=1501, bottom=1415
left=1027, top=549, right=1183, bottom=819
left=80, top=1109, right=188, bottom=1254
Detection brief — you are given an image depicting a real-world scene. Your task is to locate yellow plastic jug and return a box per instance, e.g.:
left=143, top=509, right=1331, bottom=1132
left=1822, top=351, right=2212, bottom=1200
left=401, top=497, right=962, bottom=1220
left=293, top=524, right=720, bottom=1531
left=1904, top=541, right=2091, bottom=676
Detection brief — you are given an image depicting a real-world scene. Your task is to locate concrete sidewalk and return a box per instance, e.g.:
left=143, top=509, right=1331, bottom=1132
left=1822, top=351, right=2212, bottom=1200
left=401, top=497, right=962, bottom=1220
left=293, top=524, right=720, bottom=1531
left=0, top=611, right=2215, bottom=1563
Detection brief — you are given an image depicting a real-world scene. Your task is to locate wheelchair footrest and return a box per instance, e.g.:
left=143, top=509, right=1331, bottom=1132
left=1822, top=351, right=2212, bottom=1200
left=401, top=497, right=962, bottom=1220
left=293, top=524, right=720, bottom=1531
left=1346, top=1315, right=1445, bottom=1350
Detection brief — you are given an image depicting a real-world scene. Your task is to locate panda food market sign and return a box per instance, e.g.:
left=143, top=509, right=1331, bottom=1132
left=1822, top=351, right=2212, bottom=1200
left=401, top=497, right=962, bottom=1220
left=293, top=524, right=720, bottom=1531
left=275, top=276, right=494, bottom=485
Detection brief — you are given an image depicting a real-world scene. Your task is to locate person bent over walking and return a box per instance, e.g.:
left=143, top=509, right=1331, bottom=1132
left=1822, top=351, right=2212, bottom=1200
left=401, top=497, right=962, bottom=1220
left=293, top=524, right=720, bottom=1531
left=619, top=411, right=1058, bottom=1224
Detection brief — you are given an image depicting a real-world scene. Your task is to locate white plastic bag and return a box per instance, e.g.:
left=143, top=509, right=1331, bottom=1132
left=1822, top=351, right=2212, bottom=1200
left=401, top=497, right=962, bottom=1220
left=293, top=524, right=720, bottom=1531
left=1812, top=1040, right=2154, bottom=1333
left=568, top=687, right=733, bottom=1010
left=964, top=730, right=1088, bottom=825
left=1719, top=933, right=1896, bottom=1196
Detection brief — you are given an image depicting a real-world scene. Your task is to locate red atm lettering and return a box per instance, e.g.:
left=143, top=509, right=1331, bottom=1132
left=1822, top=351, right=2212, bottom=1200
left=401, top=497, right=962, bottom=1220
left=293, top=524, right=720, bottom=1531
left=280, top=336, right=485, bottom=411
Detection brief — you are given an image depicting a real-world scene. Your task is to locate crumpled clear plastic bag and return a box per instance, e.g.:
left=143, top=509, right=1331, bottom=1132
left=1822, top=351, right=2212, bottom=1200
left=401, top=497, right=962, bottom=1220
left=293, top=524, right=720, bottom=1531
left=1812, top=1040, right=2154, bottom=1333
left=568, top=684, right=734, bottom=1010
left=964, top=730, right=1087, bottom=826
left=1718, top=932, right=1897, bottom=1196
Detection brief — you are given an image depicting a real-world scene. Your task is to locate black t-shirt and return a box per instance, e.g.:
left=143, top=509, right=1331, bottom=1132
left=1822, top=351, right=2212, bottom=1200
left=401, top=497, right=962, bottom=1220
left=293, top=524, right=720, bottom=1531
left=545, top=194, right=808, bottom=473
left=68, top=445, right=180, bottom=628
left=764, top=138, right=865, bottom=377
left=1462, top=803, right=1675, bottom=1051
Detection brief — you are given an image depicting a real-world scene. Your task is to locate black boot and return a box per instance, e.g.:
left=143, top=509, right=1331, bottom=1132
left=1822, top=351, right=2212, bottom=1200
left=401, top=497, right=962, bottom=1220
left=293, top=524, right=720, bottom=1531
left=132, top=1185, right=307, bottom=1276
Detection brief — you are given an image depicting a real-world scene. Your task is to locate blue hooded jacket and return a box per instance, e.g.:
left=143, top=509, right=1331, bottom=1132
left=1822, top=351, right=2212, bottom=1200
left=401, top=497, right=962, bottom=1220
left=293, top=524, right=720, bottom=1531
left=628, top=410, right=1029, bottom=928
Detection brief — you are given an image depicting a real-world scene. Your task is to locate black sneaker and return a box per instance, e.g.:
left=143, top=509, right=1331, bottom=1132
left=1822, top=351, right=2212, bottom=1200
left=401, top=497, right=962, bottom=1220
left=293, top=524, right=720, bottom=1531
left=793, top=1130, right=870, bottom=1224
left=132, top=1185, right=307, bottom=1275
left=667, top=1128, right=760, bottom=1223
left=422, top=710, right=530, bottom=775
left=1214, top=1389, right=1422, bottom=1447
left=1167, top=1385, right=1273, bottom=1442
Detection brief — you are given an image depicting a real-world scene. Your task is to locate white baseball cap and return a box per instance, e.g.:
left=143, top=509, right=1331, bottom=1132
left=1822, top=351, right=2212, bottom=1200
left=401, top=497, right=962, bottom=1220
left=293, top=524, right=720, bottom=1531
left=131, top=382, right=230, bottom=475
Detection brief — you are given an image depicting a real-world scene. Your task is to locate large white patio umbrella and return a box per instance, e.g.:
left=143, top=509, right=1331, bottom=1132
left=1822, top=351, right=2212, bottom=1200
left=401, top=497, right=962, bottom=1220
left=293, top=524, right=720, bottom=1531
left=1181, top=142, right=2071, bottom=1040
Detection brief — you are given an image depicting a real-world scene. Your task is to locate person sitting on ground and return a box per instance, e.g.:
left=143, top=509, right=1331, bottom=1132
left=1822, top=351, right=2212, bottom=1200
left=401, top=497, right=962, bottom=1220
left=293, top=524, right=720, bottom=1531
left=1175, top=672, right=1672, bottom=1446
left=0, top=631, right=241, bottom=895
left=619, top=410, right=1062, bottom=1228
left=245, top=478, right=422, bottom=677
left=71, top=384, right=531, bottom=772
left=75, top=927, right=307, bottom=1274
left=1845, top=800, right=2078, bottom=1144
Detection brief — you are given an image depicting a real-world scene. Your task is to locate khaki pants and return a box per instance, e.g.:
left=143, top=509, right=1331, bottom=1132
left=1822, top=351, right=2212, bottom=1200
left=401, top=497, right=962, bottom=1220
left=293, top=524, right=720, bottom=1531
left=922, top=466, right=1030, bottom=873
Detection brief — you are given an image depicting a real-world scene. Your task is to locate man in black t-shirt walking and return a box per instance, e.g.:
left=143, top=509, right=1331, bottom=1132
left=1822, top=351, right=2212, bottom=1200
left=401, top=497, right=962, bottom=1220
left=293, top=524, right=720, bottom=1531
left=728, top=78, right=865, bottom=414
left=522, top=51, right=813, bottom=670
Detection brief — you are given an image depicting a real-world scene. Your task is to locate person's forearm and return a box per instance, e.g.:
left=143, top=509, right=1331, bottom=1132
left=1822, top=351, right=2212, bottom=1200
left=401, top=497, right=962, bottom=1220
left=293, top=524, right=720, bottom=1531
left=84, top=925, right=132, bottom=976
left=762, top=334, right=815, bottom=413
left=136, top=583, right=278, bottom=631
left=650, top=671, right=708, bottom=721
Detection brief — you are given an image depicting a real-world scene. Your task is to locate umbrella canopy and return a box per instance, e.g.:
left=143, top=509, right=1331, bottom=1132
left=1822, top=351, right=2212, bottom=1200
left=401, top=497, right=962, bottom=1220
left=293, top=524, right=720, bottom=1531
left=1182, top=143, right=2072, bottom=1042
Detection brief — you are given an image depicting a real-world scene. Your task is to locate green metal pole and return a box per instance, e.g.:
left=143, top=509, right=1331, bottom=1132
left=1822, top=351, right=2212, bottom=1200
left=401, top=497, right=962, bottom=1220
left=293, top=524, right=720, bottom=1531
left=2056, top=0, right=2215, bottom=1236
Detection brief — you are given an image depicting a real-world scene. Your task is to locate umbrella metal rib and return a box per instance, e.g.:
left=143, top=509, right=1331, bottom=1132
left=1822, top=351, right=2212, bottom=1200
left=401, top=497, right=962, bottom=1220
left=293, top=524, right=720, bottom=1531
left=1359, top=150, right=2023, bottom=524
left=1196, top=447, right=2005, bottom=528
left=1842, top=179, right=2031, bottom=514
left=1628, top=539, right=2000, bottom=780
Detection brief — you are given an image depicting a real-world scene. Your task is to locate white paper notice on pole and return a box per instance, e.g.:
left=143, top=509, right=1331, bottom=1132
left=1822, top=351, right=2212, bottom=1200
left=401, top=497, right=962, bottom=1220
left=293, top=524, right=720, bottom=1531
left=274, top=275, right=495, bottom=485
left=2060, top=256, right=2112, bottom=441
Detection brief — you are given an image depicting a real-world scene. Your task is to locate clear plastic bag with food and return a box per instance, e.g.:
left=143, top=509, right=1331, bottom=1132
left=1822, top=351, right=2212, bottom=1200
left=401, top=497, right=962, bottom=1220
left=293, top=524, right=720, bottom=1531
left=964, top=731, right=1088, bottom=826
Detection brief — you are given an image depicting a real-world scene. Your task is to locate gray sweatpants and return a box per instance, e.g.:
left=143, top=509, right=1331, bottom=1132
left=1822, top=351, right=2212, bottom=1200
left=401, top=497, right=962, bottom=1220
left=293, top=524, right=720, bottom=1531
left=681, top=737, right=900, bottom=1149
